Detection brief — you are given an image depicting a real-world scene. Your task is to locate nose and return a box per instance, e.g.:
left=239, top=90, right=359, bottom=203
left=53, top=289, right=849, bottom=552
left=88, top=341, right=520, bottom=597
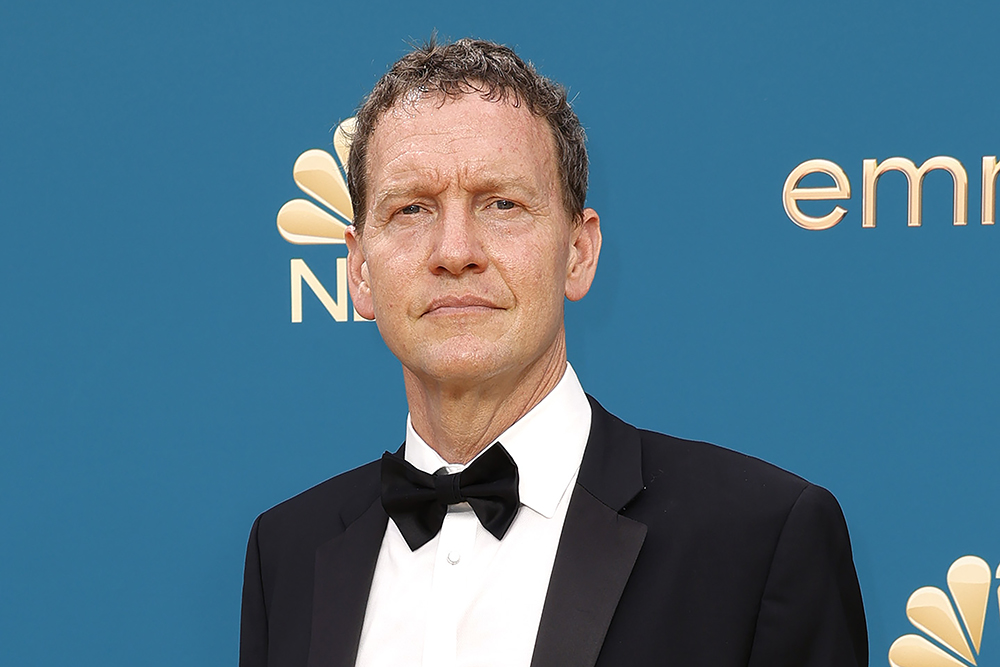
left=427, top=203, right=488, bottom=276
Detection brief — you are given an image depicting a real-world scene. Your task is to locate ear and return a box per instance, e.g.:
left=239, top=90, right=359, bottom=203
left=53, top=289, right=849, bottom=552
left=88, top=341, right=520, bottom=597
left=564, top=208, right=602, bottom=301
left=345, top=225, right=376, bottom=320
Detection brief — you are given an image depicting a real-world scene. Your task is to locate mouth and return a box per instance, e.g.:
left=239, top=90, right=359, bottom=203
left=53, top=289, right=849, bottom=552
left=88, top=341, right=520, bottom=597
left=423, top=295, right=502, bottom=317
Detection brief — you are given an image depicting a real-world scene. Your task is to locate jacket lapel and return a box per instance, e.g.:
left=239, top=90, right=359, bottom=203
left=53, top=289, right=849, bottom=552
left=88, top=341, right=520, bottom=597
left=307, top=496, right=388, bottom=667
left=530, top=396, right=648, bottom=667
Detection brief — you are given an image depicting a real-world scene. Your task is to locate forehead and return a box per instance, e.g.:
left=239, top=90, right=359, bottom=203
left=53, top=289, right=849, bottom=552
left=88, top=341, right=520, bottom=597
left=366, top=93, right=559, bottom=193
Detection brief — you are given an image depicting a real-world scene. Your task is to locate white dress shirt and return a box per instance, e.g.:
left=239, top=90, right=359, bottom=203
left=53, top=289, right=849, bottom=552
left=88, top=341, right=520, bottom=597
left=354, top=363, right=592, bottom=667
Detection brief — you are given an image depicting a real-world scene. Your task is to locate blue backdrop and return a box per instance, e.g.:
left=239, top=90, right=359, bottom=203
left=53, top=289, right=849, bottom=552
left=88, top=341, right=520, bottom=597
left=3, top=1, right=999, bottom=664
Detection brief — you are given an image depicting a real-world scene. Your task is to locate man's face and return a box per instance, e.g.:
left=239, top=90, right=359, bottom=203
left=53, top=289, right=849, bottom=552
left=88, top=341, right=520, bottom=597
left=345, top=93, right=600, bottom=388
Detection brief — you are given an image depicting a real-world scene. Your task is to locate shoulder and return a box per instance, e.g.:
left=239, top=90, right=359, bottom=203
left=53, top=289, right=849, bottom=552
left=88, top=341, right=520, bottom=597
left=591, top=400, right=845, bottom=536
left=595, top=413, right=866, bottom=665
left=633, top=426, right=852, bottom=559
left=637, top=427, right=813, bottom=510
left=252, top=459, right=382, bottom=554
left=603, top=411, right=855, bottom=580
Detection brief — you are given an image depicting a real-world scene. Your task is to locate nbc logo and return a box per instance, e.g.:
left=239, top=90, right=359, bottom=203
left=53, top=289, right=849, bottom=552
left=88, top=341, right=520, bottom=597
left=276, top=117, right=371, bottom=323
left=889, top=555, right=999, bottom=667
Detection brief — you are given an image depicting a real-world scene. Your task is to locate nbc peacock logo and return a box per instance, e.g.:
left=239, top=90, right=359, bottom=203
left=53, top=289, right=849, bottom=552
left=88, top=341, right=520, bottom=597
left=276, top=117, right=371, bottom=323
left=889, top=555, right=999, bottom=667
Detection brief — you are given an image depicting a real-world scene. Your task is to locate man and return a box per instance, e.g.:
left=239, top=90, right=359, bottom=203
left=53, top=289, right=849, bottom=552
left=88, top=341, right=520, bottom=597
left=241, top=38, right=867, bottom=667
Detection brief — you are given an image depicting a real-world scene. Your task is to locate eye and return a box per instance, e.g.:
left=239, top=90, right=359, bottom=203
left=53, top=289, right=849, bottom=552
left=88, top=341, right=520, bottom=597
left=400, top=204, right=422, bottom=215
left=492, top=199, right=516, bottom=210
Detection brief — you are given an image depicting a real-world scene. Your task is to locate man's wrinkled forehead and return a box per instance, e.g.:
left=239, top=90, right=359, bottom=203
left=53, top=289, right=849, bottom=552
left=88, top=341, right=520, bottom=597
left=365, top=92, right=559, bottom=195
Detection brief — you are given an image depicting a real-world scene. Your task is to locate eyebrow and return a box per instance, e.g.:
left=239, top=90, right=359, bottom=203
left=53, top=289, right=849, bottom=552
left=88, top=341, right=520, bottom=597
left=373, top=184, right=434, bottom=210
left=373, top=172, right=544, bottom=210
left=471, top=175, right=541, bottom=200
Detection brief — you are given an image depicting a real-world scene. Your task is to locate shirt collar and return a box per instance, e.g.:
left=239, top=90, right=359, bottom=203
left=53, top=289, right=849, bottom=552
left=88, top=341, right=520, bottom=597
left=404, top=363, right=592, bottom=519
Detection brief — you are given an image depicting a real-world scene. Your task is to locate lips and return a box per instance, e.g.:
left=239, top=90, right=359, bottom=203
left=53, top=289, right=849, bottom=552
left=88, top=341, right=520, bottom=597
left=423, top=295, right=502, bottom=316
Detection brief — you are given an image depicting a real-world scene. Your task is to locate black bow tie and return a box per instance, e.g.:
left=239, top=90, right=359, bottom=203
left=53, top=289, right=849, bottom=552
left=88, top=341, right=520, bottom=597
left=380, top=443, right=520, bottom=551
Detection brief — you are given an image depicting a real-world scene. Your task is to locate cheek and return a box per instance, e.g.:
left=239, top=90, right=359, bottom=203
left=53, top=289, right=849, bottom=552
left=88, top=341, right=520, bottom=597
left=498, top=246, right=570, bottom=308
left=364, top=239, right=419, bottom=300
left=364, top=269, right=403, bottom=328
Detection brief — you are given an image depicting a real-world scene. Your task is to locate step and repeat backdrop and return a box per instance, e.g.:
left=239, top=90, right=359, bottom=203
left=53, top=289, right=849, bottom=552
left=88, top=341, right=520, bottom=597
left=3, top=1, right=999, bottom=665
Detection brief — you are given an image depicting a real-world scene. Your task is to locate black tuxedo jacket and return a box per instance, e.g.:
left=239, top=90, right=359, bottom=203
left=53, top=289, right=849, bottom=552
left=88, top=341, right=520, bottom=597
left=240, top=397, right=867, bottom=666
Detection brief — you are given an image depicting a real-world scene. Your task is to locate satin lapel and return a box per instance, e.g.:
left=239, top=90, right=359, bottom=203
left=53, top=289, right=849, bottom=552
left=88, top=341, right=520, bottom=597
left=529, top=486, right=646, bottom=667
left=307, top=498, right=388, bottom=667
left=529, top=396, right=648, bottom=667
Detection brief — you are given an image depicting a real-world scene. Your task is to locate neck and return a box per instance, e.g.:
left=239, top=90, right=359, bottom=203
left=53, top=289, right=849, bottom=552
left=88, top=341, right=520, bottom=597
left=404, top=337, right=568, bottom=464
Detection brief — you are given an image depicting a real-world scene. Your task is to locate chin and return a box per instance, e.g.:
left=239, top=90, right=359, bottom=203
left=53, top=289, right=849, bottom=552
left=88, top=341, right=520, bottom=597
left=411, top=339, right=514, bottom=384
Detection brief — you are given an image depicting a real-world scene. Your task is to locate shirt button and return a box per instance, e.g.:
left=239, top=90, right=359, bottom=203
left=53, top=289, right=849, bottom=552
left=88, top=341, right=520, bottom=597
left=446, top=551, right=461, bottom=565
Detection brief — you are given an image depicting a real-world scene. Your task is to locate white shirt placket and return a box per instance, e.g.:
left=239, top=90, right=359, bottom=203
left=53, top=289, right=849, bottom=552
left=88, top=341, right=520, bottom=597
left=422, top=504, right=478, bottom=667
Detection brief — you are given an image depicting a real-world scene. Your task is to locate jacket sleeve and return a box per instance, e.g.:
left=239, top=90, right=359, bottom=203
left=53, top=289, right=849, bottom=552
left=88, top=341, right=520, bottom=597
left=746, top=484, right=868, bottom=667
left=239, top=515, right=268, bottom=667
